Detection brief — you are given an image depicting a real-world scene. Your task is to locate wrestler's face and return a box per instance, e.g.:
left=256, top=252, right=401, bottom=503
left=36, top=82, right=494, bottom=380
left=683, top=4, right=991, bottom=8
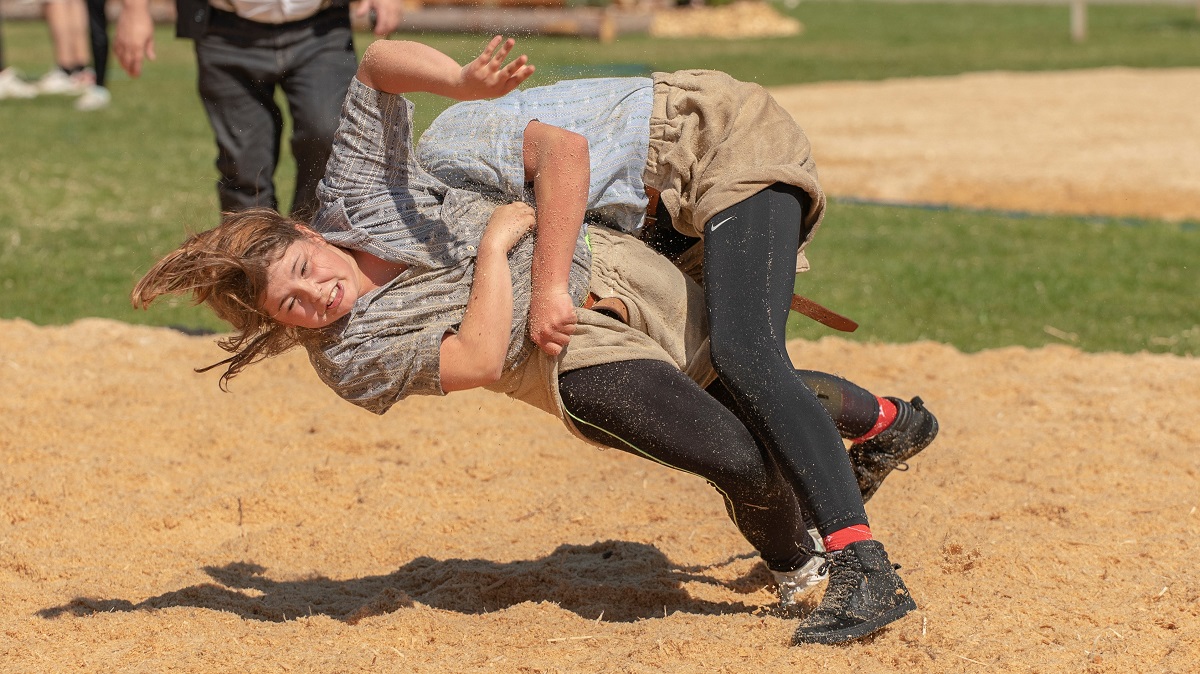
left=261, top=232, right=364, bottom=329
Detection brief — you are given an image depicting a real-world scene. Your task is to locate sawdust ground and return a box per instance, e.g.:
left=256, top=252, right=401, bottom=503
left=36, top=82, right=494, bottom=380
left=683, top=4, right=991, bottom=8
left=776, top=67, right=1200, bottom=222
left=2, top=69, right=1198, bottom=672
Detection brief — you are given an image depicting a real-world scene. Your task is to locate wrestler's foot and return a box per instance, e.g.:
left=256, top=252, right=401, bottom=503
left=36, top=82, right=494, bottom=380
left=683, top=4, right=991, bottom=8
left=772, top=529, right=827, bottom=608
left=850, top=396, right=939, bottom=502
left=791, top=540, right=915, bottom=645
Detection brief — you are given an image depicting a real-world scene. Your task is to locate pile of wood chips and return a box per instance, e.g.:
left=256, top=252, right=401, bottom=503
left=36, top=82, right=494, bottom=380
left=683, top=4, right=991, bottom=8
left=650, top=1, right=801, bottom=39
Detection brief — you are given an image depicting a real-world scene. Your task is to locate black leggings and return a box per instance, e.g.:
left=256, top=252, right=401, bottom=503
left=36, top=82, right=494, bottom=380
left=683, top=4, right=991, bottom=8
left=703, top=184, right=868, bottom=534
left=705, top=374, right=879, bottom=441
left=558, top=360, right=880, bottom=571
left=560, top=359, right=812, bottom=571
left=85, top=0, right=108, bottom=87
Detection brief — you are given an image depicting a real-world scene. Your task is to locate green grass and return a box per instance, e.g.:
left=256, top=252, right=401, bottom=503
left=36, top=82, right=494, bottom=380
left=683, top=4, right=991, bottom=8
left=0, top=2, right=1197, bottom=354
left=791, top=204, right=1198, bottom=356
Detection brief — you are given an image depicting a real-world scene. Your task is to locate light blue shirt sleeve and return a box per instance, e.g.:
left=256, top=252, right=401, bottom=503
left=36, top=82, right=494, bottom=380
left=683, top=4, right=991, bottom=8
left=417, top=99, right=530, bottom=203
left=417, top=77, right=655, bottom=235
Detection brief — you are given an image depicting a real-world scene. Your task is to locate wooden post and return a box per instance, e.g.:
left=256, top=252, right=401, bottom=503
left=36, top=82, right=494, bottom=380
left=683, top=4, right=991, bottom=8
left=1070, top=0, right=1087, bottom=43
left=599, top=7, right=616, bottom=44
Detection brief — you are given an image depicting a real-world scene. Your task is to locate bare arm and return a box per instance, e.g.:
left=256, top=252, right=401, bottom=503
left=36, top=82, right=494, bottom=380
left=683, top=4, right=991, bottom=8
left=439, top=202, right=535, bottom=392
left=523, top=120, right=590, bottom=356
left=357, top=35, right=534, bottom=100
left=113, top=0, right=155, bottom=78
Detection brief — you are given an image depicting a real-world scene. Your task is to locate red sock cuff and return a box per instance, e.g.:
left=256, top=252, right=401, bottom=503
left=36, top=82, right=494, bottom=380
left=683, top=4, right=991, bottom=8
left=823, top=525, right=873, bottom=552
left=851, top=397, right=898, bottom=443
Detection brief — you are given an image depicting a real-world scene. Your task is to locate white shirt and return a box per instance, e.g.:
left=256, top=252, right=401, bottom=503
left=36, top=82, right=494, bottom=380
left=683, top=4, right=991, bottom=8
left=209, top=0, right=327, bottom=24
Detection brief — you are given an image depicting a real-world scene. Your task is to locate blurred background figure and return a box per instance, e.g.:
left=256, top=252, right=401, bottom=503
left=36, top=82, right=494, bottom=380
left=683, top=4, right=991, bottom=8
left=38, top=0, right=96, bottom=96
left=77, top=0, right=111, bottom=109
left=0, top=5, right=40, bottom=98
left=115, top=0, right=404, bottom=219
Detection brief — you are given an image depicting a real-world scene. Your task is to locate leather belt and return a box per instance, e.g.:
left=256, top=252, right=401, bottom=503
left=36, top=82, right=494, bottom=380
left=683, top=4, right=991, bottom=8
left=583, top=293, right=630, bottom=324
left=790, top=295, right=858, bottom=333
left=584, top=290, right=856, bottom=332
left=644, top=186, right=662, bottom=230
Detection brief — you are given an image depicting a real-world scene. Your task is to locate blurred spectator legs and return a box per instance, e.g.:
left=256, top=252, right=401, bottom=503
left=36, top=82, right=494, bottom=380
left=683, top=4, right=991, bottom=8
left=39, top=0, right=94, bottom=95
left=0, top=7, right=39, bottom=98
left=76, top=0, right=109, bottom=109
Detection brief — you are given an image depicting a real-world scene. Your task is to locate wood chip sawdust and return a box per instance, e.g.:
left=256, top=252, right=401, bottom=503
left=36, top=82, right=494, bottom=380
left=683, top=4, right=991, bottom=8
left=3, top=315, right=1197, bottom=672
left=4, top=68, right=1199, bottom=672
left=772, top=67, right=1200, bottom=222
left=651, top=1, right=802, bottom=39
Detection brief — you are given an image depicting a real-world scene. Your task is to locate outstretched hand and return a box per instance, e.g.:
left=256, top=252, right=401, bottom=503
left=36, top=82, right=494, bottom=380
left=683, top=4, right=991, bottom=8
left=458, top=35, right=535, bottom=100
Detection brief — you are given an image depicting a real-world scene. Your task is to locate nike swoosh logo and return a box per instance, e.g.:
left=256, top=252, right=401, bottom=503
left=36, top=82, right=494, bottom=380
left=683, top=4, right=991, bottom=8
left=710, top=216, right=735, bottom=232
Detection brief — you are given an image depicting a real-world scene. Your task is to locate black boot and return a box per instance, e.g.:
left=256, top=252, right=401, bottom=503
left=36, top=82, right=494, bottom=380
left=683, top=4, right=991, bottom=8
left=849, top=396, right=939, bottom=502
left=791, top=540, right=916, bottom=645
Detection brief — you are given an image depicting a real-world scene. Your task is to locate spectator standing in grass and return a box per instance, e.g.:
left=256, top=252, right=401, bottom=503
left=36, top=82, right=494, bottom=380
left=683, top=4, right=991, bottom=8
left=38, top=0, right=96, bottom=95
left=113, top=0, right=404, bottom=220
left=0, top=7, right=41, bottom=99
left=76, top=0, right=113, bottom=110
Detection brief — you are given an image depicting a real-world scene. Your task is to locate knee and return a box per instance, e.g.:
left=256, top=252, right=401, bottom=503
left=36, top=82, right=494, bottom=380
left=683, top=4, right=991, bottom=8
left=291, top=106, right=340, bottom=146
left=708, top=332, right=785, bottom=390
left=710, top=451, right=782, bottom=501
left=291, top=127, right=335, bottom=160
left=708, top=327, right=751, bottom=374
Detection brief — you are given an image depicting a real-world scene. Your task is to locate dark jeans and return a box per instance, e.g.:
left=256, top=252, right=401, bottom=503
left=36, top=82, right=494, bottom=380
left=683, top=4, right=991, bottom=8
left=703, top=184, right=869, bottom=536
left=195, top=8, right=356, bottom=220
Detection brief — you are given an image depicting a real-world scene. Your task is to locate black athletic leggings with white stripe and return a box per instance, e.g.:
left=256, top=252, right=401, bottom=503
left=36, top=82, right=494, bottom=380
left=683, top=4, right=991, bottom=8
left=558, top=183, right=873, bottom=571
left=560, top=360, right=879, bottom=572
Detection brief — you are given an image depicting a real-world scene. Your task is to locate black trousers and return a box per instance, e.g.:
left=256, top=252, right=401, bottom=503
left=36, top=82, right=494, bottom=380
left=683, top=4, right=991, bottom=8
left=85, top=0, right=108, bottom=87
left=195, top=8, right=357, bottom=220
left=702, top=184, right=869, bottom=535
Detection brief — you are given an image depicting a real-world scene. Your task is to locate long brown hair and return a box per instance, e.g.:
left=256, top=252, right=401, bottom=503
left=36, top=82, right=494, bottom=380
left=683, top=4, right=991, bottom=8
left=132, top=208, right=313, bottom=389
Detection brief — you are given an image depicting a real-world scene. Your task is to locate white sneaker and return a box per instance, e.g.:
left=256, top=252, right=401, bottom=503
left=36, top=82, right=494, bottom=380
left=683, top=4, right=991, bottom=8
left=0, top=67, right=38, bottom=99
left=38, top=68, right=90, bottom=95
left=809, top=527, right=826, bottom=554
left=771, top=528, right=829, bottom=608
left=75, top=85, right=111, bottom=111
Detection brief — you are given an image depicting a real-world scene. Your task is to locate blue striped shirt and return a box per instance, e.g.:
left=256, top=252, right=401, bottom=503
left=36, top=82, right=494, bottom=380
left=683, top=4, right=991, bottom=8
left=417, top=77, right=654, bottom=235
